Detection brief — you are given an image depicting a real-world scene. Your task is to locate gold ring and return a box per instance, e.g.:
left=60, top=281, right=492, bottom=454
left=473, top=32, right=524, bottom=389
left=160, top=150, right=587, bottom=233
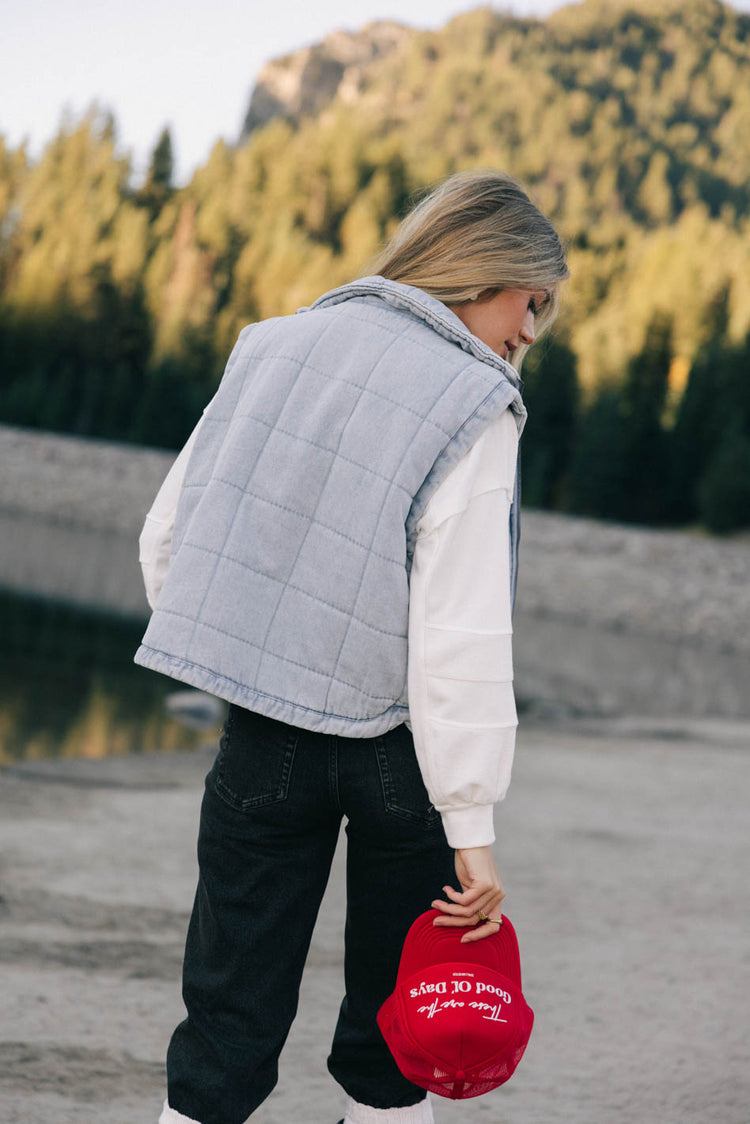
left=489, top=917, right=502, bottom=926
left=477, top=909, right=489, bottom=922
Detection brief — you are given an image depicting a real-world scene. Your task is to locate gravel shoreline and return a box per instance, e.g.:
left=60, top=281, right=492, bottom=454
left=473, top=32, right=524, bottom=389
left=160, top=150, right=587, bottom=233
left=3, top=422, right=750, bottom=718
left=3, top=422, right=749, bottom=652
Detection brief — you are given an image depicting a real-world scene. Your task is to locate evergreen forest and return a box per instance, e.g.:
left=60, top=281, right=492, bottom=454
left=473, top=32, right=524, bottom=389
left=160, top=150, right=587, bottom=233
left=2, top=0, right=750, bottom=531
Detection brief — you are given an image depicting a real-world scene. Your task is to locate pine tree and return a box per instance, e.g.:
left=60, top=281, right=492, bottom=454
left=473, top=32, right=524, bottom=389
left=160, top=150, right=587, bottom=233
left=668, top=288, right=730, bottom=522
left=567, top=386, right=629, bottom=520
left=617, top=312, right=673, bottom=523
left=150, top=126, right=174, bottom=191
left=520, top=337, right=579, bottom=509
left=699, top=418, right=750, bottom=533
left=138, top=126, right=174, bottom=218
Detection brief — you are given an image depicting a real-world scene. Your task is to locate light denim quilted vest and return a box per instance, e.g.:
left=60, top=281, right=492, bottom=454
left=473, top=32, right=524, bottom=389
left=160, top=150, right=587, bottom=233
left=134, top=277, right=526, bottom=736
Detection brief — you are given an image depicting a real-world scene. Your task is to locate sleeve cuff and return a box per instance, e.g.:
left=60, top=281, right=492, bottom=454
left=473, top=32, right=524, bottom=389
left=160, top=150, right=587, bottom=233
left=439, top=803, right=496, bottom=849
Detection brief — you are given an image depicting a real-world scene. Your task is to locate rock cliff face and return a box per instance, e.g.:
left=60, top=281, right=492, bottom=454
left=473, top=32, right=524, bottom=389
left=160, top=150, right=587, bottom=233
left=240, top=21, right=412, bottom=136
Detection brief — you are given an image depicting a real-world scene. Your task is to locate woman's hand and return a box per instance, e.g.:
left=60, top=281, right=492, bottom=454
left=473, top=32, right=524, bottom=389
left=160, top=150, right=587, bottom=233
left=431, top=846, right=505, bottom=943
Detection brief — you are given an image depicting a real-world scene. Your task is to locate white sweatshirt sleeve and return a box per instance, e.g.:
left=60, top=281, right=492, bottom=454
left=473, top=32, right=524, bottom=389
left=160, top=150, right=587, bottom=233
left=407, top=409, right=520, bottom=850
left=138, top=414, right=205, bottom=610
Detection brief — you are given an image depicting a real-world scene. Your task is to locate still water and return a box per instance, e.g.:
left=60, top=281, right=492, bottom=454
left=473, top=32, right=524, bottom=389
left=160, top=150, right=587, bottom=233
left=0, top=591, right=223, bottom=764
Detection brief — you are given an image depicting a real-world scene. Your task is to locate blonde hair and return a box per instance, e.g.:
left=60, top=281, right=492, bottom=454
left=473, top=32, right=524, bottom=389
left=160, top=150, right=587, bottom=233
left=369, top=169, right=569, bottom=365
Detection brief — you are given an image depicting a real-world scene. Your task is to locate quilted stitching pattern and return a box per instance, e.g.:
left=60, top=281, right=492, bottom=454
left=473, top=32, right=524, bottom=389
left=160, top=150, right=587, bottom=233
left=135, top=278, right=525, bottom=736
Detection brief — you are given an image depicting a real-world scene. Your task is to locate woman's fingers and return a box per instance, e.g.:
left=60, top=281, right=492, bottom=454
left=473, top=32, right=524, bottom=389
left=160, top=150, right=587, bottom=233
left=430, top=847, right=506, bottom=934
left=438, top=883, right=493, bottom=906
left=460, top=917, right=504, bottom=944
left=431, top=887, right=504, bottom=924
left=432, top=914, right=484, bottom=929
left=430, top=895, right=500, bottom=918
left=436, top=882, right=503, bottom=908
left=430, top=891, right=485, bottom=916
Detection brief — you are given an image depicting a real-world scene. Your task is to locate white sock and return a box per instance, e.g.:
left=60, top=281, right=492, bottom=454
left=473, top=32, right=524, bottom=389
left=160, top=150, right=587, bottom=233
left=158, top=1097, right=202, bottom=1124
left=343, top=1093, right=434, bottom=1124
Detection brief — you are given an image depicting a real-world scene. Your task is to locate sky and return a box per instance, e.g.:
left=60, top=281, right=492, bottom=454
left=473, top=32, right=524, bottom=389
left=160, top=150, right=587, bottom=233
left=3, top=0, right=750, bottom=185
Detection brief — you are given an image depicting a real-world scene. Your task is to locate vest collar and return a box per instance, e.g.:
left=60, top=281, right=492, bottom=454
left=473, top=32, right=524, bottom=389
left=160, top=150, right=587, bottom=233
left=306, top=276, right=523, bottom=389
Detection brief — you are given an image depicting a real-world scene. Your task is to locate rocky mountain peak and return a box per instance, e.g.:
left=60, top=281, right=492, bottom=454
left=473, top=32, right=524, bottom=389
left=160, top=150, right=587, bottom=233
left=240, top=21, right=413, bottom=137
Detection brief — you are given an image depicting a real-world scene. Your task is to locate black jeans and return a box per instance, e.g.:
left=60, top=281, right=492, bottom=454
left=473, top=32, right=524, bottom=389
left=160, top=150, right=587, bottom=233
left=167, top=705, right=456, bottom=1124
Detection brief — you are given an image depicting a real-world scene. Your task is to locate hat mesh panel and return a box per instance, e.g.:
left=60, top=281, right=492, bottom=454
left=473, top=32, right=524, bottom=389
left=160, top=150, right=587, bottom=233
left=382, top=1006, right=528, bottom=1099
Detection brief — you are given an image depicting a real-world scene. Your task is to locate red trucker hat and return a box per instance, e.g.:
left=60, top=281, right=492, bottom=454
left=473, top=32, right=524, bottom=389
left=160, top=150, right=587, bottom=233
left=377, top=909, right=534, bottom=1100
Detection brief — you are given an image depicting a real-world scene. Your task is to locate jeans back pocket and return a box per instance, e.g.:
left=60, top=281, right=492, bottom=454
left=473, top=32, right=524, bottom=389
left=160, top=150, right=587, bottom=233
left=212, top=705, right=298, bottom=813
left=374, top=724, right=439, bottom=829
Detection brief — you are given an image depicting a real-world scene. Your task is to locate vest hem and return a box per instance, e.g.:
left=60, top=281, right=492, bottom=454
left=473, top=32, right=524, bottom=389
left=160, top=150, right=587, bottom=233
left=134, top=644, right=409, bottom=737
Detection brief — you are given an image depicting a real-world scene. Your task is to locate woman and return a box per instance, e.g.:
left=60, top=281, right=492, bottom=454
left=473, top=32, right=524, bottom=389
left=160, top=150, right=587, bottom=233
left=136, top=170, right=568, bottom=1124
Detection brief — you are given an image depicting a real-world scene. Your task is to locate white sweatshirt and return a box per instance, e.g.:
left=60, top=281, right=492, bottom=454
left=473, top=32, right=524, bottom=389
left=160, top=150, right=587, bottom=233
left=139, top=409, right=519, bottom=849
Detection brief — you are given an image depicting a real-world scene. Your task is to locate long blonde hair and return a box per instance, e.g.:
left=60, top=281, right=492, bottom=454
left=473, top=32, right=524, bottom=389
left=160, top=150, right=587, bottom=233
left=369, top=170, right=569, bottom=365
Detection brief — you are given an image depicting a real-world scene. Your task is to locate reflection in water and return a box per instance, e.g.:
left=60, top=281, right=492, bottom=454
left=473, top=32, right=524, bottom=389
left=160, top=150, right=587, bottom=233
left=0, top=591, right=223, bottom=764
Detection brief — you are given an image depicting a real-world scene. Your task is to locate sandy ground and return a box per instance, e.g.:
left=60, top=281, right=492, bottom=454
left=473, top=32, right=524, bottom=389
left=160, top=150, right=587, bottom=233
left=1, top=716, right=748, bottom=1124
